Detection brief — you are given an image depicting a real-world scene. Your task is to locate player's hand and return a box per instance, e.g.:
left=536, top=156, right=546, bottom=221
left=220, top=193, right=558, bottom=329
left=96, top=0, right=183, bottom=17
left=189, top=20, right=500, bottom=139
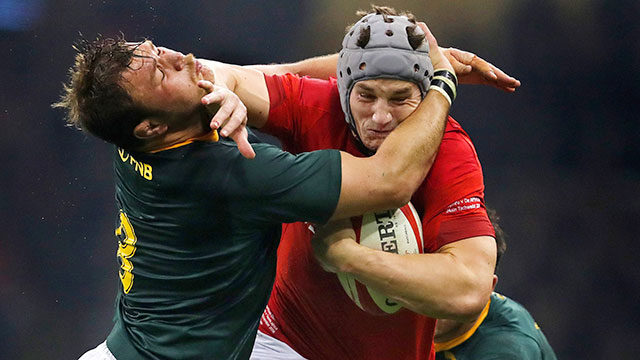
left=198, top=80, right=255, bottom=159
left=417, top=22, right=453, bottom=73
left=311, top=219, right=360, bottom=274
left=442, top=47, right=521, bottom=92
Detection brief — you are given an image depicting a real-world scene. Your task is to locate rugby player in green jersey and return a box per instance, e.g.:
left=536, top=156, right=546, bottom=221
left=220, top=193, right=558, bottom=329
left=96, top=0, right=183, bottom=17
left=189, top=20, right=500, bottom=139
left=56, top=24, right=461, bottom=359
left=435, top=210, right=557, bottom=360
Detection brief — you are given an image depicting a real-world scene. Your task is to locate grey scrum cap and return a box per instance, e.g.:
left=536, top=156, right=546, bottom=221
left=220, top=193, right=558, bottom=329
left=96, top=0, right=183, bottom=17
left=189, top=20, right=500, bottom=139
left=337, top=13, right=433, bottom=153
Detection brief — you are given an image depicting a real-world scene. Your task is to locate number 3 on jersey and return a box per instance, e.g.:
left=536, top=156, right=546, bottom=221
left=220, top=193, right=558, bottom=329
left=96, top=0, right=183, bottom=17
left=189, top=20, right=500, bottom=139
left=115, top=211, right=138, bottom=294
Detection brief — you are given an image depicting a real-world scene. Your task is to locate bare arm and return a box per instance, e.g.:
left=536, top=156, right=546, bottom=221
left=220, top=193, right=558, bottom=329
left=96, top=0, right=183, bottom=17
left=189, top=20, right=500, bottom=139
left=248, top=53, right=338, bottom=80
left=199, top=22, right=519, bottom=140
left=200, top=24, right=453, bottom=220
left=196, top=65, right=448, bottom=220
left=312, top=219, right=497, bottom=320
left=199, top=74, right=449, bottom=220
left=246, top=43, right=520, bottom=92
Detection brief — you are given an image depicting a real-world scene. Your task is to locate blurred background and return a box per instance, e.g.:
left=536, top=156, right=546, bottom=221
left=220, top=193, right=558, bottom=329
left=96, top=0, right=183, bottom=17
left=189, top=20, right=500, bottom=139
left=1, top=0, right=638, bottom=358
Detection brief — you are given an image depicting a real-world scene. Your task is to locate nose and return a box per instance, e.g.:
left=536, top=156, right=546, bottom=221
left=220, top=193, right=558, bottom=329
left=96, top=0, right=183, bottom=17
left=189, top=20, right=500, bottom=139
left=157, top=47, right=186, bottom=71
left=371, top=102, right=393, bottom=125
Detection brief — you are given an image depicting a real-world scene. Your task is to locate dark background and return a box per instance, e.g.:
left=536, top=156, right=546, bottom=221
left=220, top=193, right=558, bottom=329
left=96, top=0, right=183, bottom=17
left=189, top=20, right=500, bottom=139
left=2, top=0, right=638, bottom=358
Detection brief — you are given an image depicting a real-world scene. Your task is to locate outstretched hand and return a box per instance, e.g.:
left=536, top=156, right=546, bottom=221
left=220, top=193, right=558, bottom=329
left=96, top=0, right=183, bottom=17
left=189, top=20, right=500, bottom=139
left=442, top=47, right=521, bottom=92
left=198, top=80, right=255, bottom=159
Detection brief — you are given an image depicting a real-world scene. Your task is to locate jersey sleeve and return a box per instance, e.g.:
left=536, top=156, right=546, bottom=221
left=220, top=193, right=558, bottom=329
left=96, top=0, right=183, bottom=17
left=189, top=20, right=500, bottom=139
left=261, top=73, right=341, bottom=151
left=415, top=119, right=495, bottom=251
left=226, top=142, right=342, bottom=226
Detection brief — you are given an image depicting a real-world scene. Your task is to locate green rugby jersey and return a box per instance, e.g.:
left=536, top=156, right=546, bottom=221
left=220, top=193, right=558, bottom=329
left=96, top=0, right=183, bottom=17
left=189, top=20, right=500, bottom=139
left=105, top=134, right=341, bottom=359
left=435, top=293, right=557, bottom=360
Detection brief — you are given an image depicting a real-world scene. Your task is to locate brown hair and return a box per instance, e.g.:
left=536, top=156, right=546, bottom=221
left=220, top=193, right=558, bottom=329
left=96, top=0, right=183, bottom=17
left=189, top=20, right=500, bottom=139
left=352, top=4, right=424, bottom=50
left=53, top=35, right=159, bottom=150
left=486, top=207, right=508, bottom=272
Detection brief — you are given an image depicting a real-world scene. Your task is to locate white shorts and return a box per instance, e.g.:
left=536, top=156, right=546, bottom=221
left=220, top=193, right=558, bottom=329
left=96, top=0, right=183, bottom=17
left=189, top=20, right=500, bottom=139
left=79, top=332, right=303, bottom=360
left=78, top=341, right=116, bottom=360
left=250, top=330, right=307, bottom=360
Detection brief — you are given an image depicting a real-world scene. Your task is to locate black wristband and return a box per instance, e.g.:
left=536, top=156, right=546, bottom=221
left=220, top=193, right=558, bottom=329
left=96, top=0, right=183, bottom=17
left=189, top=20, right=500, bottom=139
left=429, top=69, right=458, bottom=105
left=431, top=79, right=455, bottom=101
left=434, top=69, right=458, bottom=88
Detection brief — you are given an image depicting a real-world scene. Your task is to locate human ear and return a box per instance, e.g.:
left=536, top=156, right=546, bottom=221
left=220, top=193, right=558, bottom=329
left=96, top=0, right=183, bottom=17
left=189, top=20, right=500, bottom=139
left=133, top=119, right=168, bottom=139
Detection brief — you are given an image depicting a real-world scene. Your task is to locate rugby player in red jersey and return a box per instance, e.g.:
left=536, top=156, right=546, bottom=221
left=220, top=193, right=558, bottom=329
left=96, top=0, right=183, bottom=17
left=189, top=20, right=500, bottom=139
left=63, top=24, right=455, bottom=360
left=196, top=6, right=519, bottom=359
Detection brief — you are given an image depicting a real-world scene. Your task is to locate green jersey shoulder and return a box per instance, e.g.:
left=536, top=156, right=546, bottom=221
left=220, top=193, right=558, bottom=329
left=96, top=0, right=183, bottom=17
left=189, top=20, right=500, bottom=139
left=436, top=292, right=557, bottom=360
left=106, top=138, right=341, bottom=359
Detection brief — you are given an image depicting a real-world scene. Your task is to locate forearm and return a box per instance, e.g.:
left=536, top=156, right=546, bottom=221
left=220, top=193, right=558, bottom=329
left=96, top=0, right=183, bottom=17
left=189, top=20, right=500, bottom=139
left=247, top=54, right=338, bottom=79
left=377, top=90, right=448, bottom=177
left=331, top=90, right=449, bottom=220
left=336, top=237, right=495, bottom=320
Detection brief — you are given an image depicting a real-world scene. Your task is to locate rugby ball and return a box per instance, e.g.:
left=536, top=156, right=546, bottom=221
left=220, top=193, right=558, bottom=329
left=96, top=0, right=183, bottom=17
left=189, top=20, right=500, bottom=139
left=337, top=202, right=423, bottom=315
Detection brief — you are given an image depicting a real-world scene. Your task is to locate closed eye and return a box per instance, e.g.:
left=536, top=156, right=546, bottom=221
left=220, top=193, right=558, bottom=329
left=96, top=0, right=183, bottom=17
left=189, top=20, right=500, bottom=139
left=359, top=93, right=375, bottom=101
left=391, top=97, right=408, bottom=104
left=152, top=44, right=165, bottom=80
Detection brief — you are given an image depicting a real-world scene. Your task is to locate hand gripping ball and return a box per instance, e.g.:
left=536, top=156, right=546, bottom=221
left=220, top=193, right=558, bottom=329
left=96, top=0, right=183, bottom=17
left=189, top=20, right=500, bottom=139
left=337, top=202, right=423, bottom=315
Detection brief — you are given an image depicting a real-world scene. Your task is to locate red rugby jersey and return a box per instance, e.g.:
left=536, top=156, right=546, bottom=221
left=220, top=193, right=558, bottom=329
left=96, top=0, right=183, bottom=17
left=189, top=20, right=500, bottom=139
left=258, top=73, right=495, bottom=360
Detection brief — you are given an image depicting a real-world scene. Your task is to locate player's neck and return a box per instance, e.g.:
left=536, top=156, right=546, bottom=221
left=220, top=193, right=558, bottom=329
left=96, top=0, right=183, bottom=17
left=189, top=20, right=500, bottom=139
left=137, top=109, right=211, bottom=152
left=434, top=320, right=476, bottom=343
left=434, top=299, right=491, bottom=346
left=138, top=123, right=209, bottom=153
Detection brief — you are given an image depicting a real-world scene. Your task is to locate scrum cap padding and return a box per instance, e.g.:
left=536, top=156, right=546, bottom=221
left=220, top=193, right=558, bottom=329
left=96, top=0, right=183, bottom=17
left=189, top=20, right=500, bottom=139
left=337, top=13, right=434, bottom=138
